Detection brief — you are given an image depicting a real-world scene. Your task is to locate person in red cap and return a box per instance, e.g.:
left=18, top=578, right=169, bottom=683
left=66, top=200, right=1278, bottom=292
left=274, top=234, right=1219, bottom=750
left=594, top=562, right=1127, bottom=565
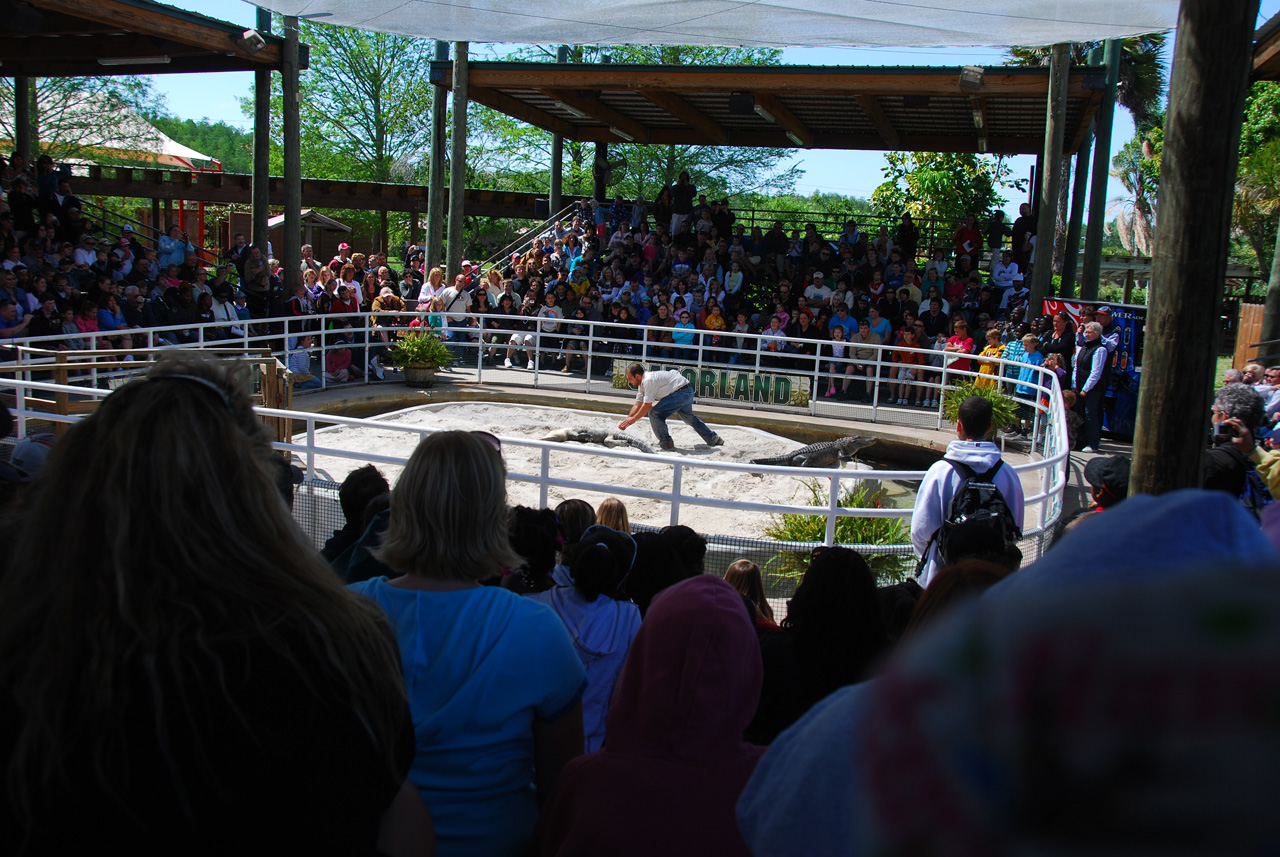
left=328, top=241, right=352, bottom=275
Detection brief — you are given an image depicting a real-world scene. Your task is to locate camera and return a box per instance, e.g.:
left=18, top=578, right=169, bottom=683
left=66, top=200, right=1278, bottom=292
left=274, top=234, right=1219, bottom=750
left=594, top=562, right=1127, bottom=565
left=1213, top=422, right=1238, bottom=438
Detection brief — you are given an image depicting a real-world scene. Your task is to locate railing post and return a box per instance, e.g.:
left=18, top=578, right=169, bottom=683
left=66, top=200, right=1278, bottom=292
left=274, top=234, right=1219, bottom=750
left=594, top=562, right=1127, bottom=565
left=937, top=358, right=949, bottom=430
left=585, top=319, right=595, bottom=394
left=871, top=343, right=882, bottom=419
left=539, top=446, right=550, bottom=509
left=532, top=327, right=541, bottom=387
left=306, top=417, right=316, bottom=474
left=825, top=473, right=840, bottom=546
left=320, top=326, right=328, bottom=390
left=670, top=461, right=682, bottom=527
left=810, top=351, right=820, bottom=416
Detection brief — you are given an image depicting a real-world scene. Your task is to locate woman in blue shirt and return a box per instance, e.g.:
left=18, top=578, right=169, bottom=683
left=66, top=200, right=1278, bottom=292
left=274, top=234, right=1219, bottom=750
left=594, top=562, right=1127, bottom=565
left=350, top=431, right=586, bottom=857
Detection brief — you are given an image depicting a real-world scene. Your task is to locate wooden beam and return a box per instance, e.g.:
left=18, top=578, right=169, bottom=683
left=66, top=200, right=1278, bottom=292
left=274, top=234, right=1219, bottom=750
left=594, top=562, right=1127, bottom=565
left=641, top=90, right=728, bottom=145
left=569, top=124, right=1048, bottom=154
left=0, top=55, right=281, bottom=77
left=71, top=168, right=542, bottom=217
left=541, top=89, right=648, bottom=143
left=441, top=64, right=1097, bottom=98
left=1253, top=29, right=1280, bottom=76
left=753, top=93, right=812, bottom=148
left=854, top=94, right=899, bottom=148
left=1068, top=90, right=1104, bottom=154
left=470, top=86, right=577, bottom=138
left=24, top=0, right=284, bottom=66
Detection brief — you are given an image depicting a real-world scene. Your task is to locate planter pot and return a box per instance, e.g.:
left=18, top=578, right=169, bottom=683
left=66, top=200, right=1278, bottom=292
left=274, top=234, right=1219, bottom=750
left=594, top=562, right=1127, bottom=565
left=403, top=364, right=438, bottom=388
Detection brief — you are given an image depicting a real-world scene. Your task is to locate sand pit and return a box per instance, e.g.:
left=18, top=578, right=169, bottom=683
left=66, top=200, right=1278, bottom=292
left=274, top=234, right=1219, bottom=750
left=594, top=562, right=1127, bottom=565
left=302, top=401, right=891, bottom=536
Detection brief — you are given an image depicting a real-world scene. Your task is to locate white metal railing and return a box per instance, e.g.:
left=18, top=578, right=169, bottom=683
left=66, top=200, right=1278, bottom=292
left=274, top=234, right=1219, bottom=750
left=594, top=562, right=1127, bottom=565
left=0, top=337, right=1070, bottom=556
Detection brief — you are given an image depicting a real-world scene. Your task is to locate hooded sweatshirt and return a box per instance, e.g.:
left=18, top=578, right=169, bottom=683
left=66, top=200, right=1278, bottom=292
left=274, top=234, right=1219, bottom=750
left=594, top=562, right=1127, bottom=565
left=526, top=585, right=642, bottom=752
left=536, top=576, right=764, bottom=857
left=910, top=440, right=1026, bottom=587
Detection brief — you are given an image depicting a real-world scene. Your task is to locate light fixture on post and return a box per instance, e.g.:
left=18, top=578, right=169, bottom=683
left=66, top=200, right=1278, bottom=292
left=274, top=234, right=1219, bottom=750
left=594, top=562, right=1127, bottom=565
left=98, top=55, right=170, bottom=66
left=553, top=100, right=589, bottom=119
left=609, top=126, right=635, bottom=142
left=959, top=65, right=984, bottom=92
left=753, top=103, right=776, bottom=124
left=785, top=131, right=805, bottom=147
left=972, top=108, right=984, bottom=128
left=234, top=29, right=268, bottom=54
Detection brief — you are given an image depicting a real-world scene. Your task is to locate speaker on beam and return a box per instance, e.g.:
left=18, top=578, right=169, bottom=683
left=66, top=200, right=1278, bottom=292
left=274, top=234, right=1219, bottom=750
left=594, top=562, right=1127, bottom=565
left=535, top=198, right=550, bottom=219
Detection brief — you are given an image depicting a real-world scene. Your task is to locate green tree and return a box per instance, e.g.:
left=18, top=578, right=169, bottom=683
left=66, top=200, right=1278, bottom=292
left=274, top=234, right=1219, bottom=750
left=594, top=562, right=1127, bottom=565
left=0, top=76, right=166, bottom=164
left=242, top=19, right=436, bottom=249
left=1106, top=131, right=1160, bottom=256
left=147, top=115, right=253, bottom=173
left=1232, top=82, right=1280, bottom=273
left=871, top=152, right=1014, bottom=224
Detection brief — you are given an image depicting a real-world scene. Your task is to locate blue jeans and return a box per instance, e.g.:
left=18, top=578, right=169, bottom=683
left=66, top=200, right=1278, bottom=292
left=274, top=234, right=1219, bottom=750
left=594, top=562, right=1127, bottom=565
left=649, top=384, right=718, bottom=446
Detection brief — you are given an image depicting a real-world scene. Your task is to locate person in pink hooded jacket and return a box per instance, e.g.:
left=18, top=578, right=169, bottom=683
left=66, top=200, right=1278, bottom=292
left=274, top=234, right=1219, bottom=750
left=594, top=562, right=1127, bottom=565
left=535, top=575, right=763, bottom=857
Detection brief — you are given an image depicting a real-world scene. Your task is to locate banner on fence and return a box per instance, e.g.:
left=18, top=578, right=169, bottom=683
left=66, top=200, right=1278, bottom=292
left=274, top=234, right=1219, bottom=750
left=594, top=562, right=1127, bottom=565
left=1042, top=299, right=1145, bottom=436
left=611, top=360, right=810, bottom=408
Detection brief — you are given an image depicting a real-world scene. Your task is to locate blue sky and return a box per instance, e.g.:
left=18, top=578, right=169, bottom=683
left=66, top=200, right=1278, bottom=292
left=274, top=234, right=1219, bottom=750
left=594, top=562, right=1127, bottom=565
left=147, top=0, right=1280, bottom=220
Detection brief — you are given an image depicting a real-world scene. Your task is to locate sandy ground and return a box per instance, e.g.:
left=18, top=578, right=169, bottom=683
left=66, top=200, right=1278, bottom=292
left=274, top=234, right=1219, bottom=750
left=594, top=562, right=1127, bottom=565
left=300, top=401, right=892, bottom=535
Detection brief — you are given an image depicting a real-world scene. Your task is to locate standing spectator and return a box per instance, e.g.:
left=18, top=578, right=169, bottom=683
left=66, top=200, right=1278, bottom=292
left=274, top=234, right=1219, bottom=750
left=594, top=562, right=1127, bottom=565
left=670, top=171, right=697, bottom=235
left=911, top=396, right=1026, bottom=585
left=1073, top=321, right=1110, bottom=453
left=158, top=225, right=195, bottom=270
left=350, top=431, right=586, bottom=857
left=1010, top=202, right=1036, bottom=271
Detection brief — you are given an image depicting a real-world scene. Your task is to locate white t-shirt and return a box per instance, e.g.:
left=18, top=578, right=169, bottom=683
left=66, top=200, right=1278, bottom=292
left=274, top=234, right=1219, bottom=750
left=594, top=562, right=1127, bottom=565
left=805, top=283, right=833, bottom=305
left=635, top=369, right=689, bottom=404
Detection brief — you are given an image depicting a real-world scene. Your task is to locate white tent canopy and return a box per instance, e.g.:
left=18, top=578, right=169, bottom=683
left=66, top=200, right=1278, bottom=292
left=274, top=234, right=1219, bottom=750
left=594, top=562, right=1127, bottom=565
left=252, top=0, right=1178, bottom=48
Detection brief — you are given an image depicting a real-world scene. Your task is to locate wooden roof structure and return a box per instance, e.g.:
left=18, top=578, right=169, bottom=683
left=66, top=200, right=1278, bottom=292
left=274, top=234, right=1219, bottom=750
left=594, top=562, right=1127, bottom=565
left=1254, top=12, right=1280, bottom=81
left=429, top=62, right=1106, bottom=155
left=0, top=0, right=303, bottom=76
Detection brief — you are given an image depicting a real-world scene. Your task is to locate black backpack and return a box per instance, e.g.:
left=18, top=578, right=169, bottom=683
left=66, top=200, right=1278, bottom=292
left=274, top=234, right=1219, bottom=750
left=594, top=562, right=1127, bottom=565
left=918, top=458, right=1022, bottom=573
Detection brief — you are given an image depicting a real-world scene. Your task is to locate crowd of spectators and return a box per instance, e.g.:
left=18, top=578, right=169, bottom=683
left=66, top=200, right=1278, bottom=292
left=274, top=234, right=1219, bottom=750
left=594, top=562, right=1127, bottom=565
left=4, top=353, right=1278, bottom=856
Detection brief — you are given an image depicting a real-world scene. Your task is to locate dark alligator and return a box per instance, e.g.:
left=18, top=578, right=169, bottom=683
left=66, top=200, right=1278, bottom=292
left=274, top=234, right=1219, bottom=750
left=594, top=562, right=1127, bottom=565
left=750, top=436, right=877, bottom=469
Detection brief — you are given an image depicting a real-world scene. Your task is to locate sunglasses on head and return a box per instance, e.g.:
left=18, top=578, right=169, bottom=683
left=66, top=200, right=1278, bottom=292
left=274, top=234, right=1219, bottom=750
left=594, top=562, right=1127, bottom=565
left=472, top=430, right=501, bottom=451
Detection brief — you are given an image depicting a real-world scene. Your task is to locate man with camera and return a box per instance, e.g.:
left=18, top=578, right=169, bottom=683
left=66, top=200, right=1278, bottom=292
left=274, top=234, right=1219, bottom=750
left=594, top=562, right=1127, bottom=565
left=1205, top=384, right=1268, bottom=504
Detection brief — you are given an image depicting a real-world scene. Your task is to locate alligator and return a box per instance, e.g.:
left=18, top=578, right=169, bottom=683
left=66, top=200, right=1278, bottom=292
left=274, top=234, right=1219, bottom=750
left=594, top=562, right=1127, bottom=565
left=541, top=427, right=656, bottom=455
left=750, top=436, right=877, bottom=469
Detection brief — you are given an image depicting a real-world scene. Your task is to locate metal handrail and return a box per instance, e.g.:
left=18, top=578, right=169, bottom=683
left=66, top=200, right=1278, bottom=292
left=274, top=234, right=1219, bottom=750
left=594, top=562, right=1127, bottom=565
left=477, top=201, right=579, bottom=272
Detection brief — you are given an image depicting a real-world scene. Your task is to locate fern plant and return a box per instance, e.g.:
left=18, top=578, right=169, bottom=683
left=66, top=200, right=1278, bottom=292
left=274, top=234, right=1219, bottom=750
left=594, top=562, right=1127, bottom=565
left=763, top=479, right=911, bottom=585
left=942, top=378, right=1019, bottom=432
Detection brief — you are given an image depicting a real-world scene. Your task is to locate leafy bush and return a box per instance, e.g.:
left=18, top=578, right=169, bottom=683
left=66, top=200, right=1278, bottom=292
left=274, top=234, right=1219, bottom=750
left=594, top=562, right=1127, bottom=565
left=763, top=479, right=911, bottom=585
left=385, top=331, right=454, bottom=369
left=942, top=378, right=1018, bottom=432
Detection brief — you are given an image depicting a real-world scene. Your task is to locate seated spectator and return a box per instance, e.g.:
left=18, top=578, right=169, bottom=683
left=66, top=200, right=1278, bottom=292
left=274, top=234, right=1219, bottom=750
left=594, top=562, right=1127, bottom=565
left=0, top=355, right=430, bottom=854
left=502, top=505, right=561, bottom=595
left=746, top=547, right=890, bottom=745
left=623, top=531, right=689, bottom=617
left=1205, top=383, right=1271, bottom=519
left=737, top=491, right=1279, bottom=857
left=323, top=464, right=392, bottom=561
left=549, top=498, right=596, bottom=587
left=351, top=430, right=586, bottom=857
left=595, top=497, right=630, bottom=533
left=529, top=524, right=642, bottom=753
left=724, top=558, right=779, bottom=634
left=536, top=575, right=764, bottom=857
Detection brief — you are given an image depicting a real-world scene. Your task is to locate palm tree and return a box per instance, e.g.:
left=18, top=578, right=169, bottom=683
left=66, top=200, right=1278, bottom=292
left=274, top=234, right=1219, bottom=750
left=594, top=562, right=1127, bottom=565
left=1106, top=137, right=1158, bottom=256
left=1234, top=140, right=1280, bottom=273
left=1007, top=35, right=1167, bottom=271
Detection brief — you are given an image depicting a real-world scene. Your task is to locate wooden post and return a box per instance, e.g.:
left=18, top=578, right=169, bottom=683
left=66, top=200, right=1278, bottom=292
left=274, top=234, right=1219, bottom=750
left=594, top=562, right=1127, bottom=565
left=1029, top=43, right=1070, bottom=317
left=1059, top=47, right=1099, bottom=299
left=14, top=78, right=30, bottom=161
left=252, top=7, right=272, bottom=255
left=1123, top=268, right=1135, bottom=304
left=1082, top=39, right=1121, bottom=301
left=1258, top=210, right=1280, bottom=367
left=151, top=199, right=161, bottom=236
left=409, top=211, right=419, bottom=246
left=549, top=45, right=568, bottom=217
left=1130, top=0, right=1261, bottom=496
left=446, top=41, right=469, bottom=279
left=282, top=15, right=302, bottom=292
left=426, top=40, right=448, bottom=273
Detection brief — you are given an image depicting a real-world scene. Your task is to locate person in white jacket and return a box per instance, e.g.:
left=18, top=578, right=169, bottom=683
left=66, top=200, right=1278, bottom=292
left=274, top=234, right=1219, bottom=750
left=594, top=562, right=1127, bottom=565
left=910, top=396, right=1025, bottom=587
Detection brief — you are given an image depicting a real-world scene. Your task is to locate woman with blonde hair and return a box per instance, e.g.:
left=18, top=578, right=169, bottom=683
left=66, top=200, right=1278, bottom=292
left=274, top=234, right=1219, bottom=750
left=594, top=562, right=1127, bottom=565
left=352, top=431, right=586, bottom=857
left=595, top=497, right=630, bottom=533
left=0, top=355, right=431, bottom=855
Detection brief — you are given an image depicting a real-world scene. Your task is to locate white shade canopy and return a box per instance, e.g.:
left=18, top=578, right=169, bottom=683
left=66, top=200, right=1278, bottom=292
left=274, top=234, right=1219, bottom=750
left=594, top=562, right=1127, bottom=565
left=251, top=0, right=1178, bottom=49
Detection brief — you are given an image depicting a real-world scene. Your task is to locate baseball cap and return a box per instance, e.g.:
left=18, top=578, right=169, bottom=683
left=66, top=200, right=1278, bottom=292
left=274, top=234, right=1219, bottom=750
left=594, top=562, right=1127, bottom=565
left=1084, top=454, right=1131, bottom=498
left=122, top=224, right=133, bottom=233
left=11, top=433, right=55, bottom=479
left=1095, top=306, right=1113, bottom=316
left=462, top=259, right=473, bottom=267
left=338, top=242, right=351, bottom=250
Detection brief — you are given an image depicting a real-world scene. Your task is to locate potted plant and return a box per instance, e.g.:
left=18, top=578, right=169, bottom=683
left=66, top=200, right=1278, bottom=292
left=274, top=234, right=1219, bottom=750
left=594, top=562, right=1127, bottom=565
left=386, top=331, right=454, bottom=388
